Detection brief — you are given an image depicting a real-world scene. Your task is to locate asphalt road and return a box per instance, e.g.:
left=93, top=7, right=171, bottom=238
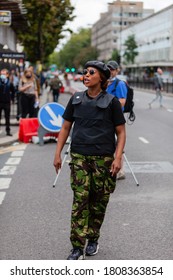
left=0, top=82, right=173, bottom=260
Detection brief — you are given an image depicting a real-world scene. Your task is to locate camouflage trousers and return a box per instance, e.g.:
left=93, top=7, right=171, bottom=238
left=69, top=152, right=116, bottom=249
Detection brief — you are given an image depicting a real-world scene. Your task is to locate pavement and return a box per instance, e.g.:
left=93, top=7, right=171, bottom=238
left=0, top=122, right=19, bottom=148
left=0, top=85, right=74, bottom=148
left=0, top=87, right=53, bottom=147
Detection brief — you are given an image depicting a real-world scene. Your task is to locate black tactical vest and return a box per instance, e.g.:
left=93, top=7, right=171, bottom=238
left=71, top=91, right=116, bottom=156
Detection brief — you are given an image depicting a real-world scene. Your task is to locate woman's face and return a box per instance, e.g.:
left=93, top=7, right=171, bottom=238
left=25, top=71, right=32, bottom=79
left=83, top=67, right=101, bottom=87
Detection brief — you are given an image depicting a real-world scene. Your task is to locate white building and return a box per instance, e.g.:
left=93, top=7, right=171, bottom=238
left=119, top=4, right=173, bottom=80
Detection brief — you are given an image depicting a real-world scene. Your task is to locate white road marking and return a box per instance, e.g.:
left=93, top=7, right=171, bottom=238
left=0, top=192, right=6, bottom=205
left=11, top=151, right=24, bottom=157
left=167, top=109, right=173, bottom=112
left=0, top=144, right=26, bottom=205
left=5, top=157, right=21, bottom=165
left=0, top=143, right=27, bottom=155
left=139, top=137, right=149, bottom=144
left=124, top=161, right=173, bottom=173
left=0, top=178, right=11, bottom=190
left=0, top=166, right=16, bottom=175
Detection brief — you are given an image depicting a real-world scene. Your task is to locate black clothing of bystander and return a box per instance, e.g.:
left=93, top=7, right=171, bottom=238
left=0, top=75, right=14, bottom=135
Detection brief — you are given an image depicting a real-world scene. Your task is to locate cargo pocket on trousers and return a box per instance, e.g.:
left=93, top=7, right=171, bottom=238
left=104, top=170, right=116, bottom=194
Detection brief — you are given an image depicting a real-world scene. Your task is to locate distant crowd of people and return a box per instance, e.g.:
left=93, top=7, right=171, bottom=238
left=0, top=66, right=47, bottom=136
left=0, top=63, right=164, bottom=139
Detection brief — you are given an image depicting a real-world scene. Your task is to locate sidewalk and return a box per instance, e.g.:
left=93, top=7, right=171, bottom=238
left=0, top=86, right=73, bottom=147
left=0, top=87, right=49, bottom=147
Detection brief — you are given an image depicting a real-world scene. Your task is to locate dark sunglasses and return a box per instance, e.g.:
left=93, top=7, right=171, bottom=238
left=83, top=69, right=96, bottom=75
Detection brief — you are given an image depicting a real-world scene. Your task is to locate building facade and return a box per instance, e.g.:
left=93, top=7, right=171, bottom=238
left=0, top=0, right=27, bottom=70
left=119, top=4, right=173, bottom=80
left=91, top=0, right=154, bottom=61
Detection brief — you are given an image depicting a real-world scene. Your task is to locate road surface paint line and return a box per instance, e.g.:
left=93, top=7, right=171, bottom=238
left=139, top=137, right=149, bottom=144
left=167, top=109, right=173, bottom=112
left=0, top=192, right=6, bottom=205
left=124, top=161, right=173, bottom=173
left=0, top=166, right=16, bottom=175
left=16, top=144, right=27, bottom=150
left=0, top=144, right=27, bottom=155
left=11, top=151, right=24, bottom=157
left=0, top=178, right=11, bottom=190
left=5, top=158, right=21, bottom=165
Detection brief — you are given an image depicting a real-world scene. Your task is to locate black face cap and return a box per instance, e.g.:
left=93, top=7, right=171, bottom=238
left=107, top=60, right=119, bottom=70
left=84, top=60, right=111, bottom=79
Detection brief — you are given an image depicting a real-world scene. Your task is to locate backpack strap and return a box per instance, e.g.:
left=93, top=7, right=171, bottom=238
left=112, top=78, right=120, bottom=93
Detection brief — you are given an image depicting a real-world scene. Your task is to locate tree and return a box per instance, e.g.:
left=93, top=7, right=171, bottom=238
left=17, top=0, right=74, bottom=64
left=49, top=28, right=99, bottom=70
left=109, top=49, right=121, bottom=65
left=123, top=34, right=138, bottom=64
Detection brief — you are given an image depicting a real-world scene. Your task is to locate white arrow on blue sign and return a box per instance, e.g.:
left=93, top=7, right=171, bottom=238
left=38, top=102, right=65, bottom=132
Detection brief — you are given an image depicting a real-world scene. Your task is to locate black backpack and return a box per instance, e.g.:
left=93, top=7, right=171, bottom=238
left=114, top=78, right=135, bottom=123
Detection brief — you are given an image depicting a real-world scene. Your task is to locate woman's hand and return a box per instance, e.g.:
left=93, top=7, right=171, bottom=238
left=110, top=157, right=122, bottom=177
left=53, top=154, right=62, bottom=174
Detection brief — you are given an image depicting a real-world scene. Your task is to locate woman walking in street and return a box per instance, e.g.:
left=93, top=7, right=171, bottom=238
left=53, top=60, right=126, bottom=260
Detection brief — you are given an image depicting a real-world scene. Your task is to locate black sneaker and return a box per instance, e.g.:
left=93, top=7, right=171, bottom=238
left=67, top=248, right=85, bottom=260
left=86, top=241, right=99, bottom=256
left=6, top=132, right=13, bottom=136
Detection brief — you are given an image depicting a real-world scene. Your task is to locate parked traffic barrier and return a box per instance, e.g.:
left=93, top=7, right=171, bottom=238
left=18, top=118, right=39, bottom=143
left=18, top=118, right=59, bottom=144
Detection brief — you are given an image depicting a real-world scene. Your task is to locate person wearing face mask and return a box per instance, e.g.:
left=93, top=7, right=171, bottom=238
left=53, top=60, right=126, bottom=260
left=106, top=61, right=127, bottom=180
left=0, top=69, right=15, bottom=136
left=18, top=68, right=39, bottom=118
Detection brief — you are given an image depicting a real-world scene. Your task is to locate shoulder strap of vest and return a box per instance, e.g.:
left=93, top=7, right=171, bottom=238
left=97, top=92, right=115, bottom=108
left=72, top=91, right=85, bottom=104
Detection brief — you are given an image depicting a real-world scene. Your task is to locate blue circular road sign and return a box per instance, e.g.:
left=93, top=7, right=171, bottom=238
left=38, top=102, right=65, bottom=132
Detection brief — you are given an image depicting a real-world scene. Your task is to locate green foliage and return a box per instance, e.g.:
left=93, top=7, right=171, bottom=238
left=111, top=49, right=120, bottom=61
left=48, top=28, right=99, bottom=70
left=123, top=34, right=138, bottom=64
left=17, top=0, right=74, bottom=63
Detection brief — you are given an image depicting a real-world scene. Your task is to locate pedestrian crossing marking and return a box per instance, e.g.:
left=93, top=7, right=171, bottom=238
left=5, top=158, right=21, bottom=165
left=11, top=151, right=24, bottom=157
left=0, top=178, right=11, bottom=190
left=0, top=144, right=27, bottom=155
left=0, top=166, right=16, bottom=175
left=124, top=161, right=173, bottom=173
left=0, top=192, right=6, bottom=205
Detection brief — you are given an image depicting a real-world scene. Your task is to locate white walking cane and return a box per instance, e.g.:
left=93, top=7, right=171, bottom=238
left=115, top=135, right=139, bottom=186
left=52, top=142, right=71, bottom=188
left=123, top=152, right=139, bottom=186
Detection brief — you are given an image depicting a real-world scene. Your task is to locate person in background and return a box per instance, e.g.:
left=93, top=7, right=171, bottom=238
left=63, top=72, right=71, bottom=91
left=40, top=71, right=46, bottom=90
left=53, top=60, right=126, bottom=260
left=0, top=69, right=15, bottom=136
left=28, top=65, right=41, bottom=96
left=149, top=68, right=164, bottom=108
left=18, top=68, right=38, bottom=118
left=10, top=70, right=20, bottom=120
left=49, top=74, right=63, bottom=102
left=106, top=60, right=127, bottom=180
